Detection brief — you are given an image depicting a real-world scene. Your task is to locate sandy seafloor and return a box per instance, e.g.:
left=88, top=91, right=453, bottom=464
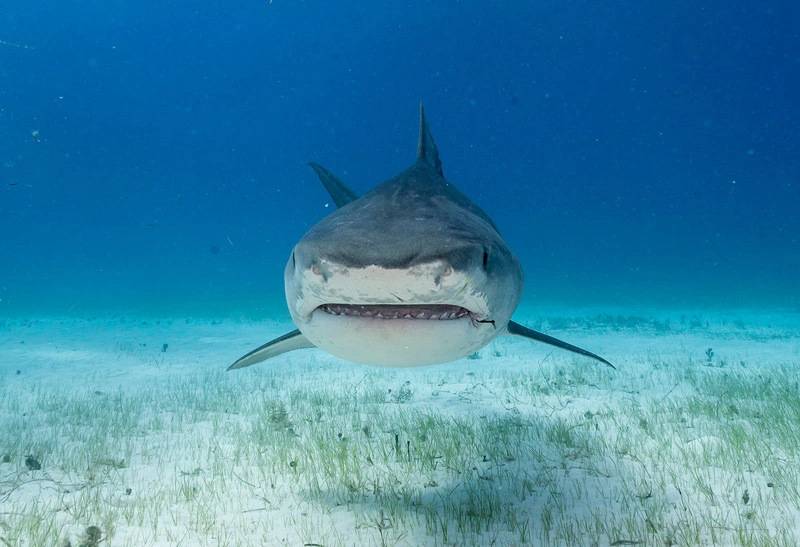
left=2, top=304, right=800, bottom=546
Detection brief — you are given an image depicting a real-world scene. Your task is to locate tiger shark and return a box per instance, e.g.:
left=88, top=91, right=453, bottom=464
left=228, top=104, right=613, bottom=370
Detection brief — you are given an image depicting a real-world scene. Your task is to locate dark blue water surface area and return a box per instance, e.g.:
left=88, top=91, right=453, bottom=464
left=2, top=1, right=798, bottom=315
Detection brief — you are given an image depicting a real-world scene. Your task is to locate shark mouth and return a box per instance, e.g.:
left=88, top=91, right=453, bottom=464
left=318, top=303, right=473, bottom=321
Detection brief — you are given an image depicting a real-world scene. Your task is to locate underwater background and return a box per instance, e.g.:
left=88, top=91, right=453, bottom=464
left=2, top=0, right=798, bottom=316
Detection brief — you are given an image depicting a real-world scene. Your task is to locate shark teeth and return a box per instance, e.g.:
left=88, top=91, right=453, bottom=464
left=318, top=304, right=471, bottom=320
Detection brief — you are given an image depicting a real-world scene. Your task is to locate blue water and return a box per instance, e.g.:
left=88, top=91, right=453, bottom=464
left=2, top=1, right=798, bottom=315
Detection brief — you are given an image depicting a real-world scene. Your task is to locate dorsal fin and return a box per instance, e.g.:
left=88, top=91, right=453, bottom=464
left=416, top=102, right=444, bottom=177
left=308, top=162, right=360, bottom=208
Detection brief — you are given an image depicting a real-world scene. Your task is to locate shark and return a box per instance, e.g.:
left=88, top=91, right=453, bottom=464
left=228, top=104, right=613, bottom=371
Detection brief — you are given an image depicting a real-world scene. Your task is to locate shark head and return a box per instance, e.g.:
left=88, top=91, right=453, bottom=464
left=285, top=158, right=524, bottom=366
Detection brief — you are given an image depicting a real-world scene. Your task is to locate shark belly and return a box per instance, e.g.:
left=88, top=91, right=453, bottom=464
left=301, top=312, right=500, bottom=367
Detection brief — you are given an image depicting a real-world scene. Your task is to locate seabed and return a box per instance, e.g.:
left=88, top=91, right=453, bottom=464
left=1, top=306, right=799, bottom=546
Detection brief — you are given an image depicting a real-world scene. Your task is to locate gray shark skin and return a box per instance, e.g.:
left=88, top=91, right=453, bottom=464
left=228, top=104, right=614, bottom=370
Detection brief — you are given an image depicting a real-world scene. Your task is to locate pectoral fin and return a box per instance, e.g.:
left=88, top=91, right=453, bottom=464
left=227, top=329, right=315, bottom=370
left=505, top=320, right=615, bottom=370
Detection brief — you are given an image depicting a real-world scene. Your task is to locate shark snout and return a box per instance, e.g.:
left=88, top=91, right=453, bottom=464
left=286, top=256, right=490, bottom=324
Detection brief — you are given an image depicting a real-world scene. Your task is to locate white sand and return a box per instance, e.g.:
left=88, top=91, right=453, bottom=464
left=1, top=306, right=799, bottom=546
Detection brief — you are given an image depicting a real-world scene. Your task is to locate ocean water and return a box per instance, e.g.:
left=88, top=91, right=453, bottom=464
left=2, top=1, right=798, bottom=316
left=3, top=4, right=800, bottom=545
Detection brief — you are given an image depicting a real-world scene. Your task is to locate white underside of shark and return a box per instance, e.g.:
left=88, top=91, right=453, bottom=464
left=290, top=262, right=494, bottom=366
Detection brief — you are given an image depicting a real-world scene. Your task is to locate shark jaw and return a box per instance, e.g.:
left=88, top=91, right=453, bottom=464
left=316, top=303, right=472, bottom=321
left=300, top=311, right=496, bottom=367
left=285, top=259, right=509, bottom=366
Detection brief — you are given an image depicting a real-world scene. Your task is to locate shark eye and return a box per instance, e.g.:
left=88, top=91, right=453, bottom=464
left=312, top=265, right=322, bottom=276
left=482, top=250, right=489, bottom=269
